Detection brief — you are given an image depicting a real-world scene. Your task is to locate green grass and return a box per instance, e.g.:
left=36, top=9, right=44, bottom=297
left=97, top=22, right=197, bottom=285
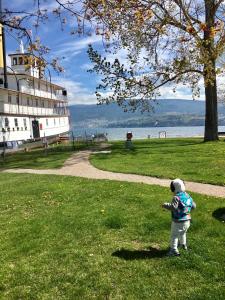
left=0, top=142, right=93, bottom=170
left=91, top=138, right=225, bottom=186
left=0, top=173, right=225, bottom=299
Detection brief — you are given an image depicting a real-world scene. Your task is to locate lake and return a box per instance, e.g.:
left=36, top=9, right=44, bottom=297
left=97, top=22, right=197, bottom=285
left=72, top=126, right=225, bottom=141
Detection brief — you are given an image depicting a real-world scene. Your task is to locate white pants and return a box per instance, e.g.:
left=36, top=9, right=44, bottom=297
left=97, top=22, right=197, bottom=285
left=170, top=220, right=190, bottom=251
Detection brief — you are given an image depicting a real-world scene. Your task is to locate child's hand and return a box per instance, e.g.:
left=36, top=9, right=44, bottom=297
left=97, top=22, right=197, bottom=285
left=162, top=203, right=170, bottom=210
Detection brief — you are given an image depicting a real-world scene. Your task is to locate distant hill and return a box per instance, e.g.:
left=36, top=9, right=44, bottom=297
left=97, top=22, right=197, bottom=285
left=69, top=99, right=225, bottom=128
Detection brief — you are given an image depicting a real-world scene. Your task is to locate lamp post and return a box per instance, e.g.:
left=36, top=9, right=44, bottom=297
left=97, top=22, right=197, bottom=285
left=71, top=130, right=75, bottom=150
left=45, top=66, right=52, bottom=98
left=1, top=129, right=6, bottom=162
left=0, top=0, right=8, bottom=89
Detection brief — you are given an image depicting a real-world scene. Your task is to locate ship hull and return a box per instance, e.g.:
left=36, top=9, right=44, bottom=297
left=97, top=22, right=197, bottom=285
left=0, top=114, right=70, bottom=145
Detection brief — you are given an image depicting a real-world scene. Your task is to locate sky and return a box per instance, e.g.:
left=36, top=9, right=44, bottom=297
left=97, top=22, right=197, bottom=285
left=4, top=0, right=205, bottom=105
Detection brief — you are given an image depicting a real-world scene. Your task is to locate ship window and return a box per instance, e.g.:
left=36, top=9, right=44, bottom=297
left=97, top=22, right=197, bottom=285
left=46, top=119, right=48, bottom=126
left=27, top=97, right=30, bottom=106
left=28, top=79, right=33, bottom=88
left=8, top=94, right=12, bottom=103
left=14, top=118, right=18, bottom=127
left=23, top=118, right=27, bottom=127
left=42, top=101, right=44, bottom=107
left=0, top=118, right=2, bottom=128
left=24, top=56, right=28, bottom=64
left=38, top=80, right=41, bottom=90
left=13, top=57, right=17, bottom=65
left=19, top=57, right=23, bottom=65
left=36, top=99, right=38, bottom=107
left=5, top=117, right=9, bottom=127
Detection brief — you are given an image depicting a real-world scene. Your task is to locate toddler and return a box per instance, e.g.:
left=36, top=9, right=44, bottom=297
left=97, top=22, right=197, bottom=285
left=162, top=178, right=196, bottom=256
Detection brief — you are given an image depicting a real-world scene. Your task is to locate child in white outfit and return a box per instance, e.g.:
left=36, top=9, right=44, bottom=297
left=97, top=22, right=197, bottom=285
left=162, top=178, right=196, bottom=256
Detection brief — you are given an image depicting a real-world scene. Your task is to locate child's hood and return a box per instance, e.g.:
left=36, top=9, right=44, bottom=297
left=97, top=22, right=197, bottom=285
left=172, top=178, right=185, bottom=193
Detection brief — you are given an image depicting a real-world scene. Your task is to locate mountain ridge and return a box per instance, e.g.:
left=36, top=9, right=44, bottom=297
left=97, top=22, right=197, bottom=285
left=69, top=99, right=225, bottom=128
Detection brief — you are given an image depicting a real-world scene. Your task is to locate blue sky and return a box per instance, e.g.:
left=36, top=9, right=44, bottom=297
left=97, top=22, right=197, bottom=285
left=4, top=0, right=205, bottom=105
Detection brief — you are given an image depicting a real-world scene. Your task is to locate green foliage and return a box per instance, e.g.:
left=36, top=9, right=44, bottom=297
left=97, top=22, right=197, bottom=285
left=0, top=173, right=225, bottom=299
left=91, top=138, right=225, bottom=185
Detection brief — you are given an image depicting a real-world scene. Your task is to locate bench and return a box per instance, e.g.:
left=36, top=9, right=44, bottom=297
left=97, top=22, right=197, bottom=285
left=58, top=136, right=70, bottom=144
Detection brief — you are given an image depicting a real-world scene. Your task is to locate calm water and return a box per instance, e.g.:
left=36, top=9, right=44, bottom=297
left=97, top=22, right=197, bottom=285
left=72, top=126, right=225, bottom=141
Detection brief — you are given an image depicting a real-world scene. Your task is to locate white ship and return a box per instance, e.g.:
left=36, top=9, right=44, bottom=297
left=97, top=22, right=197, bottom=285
left=0, top=29, right=70, bottom=148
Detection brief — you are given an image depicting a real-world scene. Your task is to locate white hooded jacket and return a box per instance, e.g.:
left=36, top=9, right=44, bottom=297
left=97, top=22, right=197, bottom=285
left=163, top=179, right=196, bottom=222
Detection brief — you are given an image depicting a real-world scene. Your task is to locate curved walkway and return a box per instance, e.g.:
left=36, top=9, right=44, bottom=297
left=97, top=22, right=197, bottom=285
left=2, top=150, right=225, bottom=198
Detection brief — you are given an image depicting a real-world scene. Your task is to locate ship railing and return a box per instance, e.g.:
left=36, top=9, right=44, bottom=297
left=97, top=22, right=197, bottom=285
left=1, top=103, right=68, bottom=116
left=20, top=87, right=67, bottom=101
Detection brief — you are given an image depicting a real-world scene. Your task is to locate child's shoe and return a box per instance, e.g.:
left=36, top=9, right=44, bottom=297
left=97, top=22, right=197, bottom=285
left=178, top=243, right=188, bottom=250
left=167, top=249, right=180, bottom=257
left=182, top=245, right=188, bottom=250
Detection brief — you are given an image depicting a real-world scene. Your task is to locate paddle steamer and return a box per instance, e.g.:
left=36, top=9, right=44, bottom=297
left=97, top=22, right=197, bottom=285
left=0, top=29, right=70, bottom=148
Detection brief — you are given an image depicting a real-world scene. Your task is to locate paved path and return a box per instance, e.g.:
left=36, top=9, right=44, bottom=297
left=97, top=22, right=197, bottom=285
left=2, top=150, right=225, bottom=198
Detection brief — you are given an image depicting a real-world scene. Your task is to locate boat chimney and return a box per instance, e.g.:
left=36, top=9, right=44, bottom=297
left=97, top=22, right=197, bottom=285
left=20, top=40, right=24, bottom=54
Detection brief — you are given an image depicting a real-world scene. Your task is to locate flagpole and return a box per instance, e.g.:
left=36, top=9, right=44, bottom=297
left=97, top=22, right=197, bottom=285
left=0, top=0, right=8, bottom=88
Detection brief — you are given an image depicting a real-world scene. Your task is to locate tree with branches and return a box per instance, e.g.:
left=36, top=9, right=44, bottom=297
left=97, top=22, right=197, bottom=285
left=85, top=0, right=225, bottom=142
left=1, top=0, right=225, bottom=141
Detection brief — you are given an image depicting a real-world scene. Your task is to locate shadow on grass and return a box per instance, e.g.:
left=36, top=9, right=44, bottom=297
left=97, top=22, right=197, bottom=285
left=112, top=247, right=167, bottom=260
left=212, top=207, right=225, bottom=223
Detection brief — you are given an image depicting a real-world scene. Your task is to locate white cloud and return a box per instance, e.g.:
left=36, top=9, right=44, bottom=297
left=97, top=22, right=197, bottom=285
left=104, top=48, right=128, bottom=64
left=80, top=62, right=94, bottom=71
left=54, top=35, right=102, bottom=58
left=60, top=50, right=82, bottom=62
left=80, top=46, right=130, bottom=71
left=52, top=77, right=97, bottom=105
left=159, top=80, right=205, bottom=100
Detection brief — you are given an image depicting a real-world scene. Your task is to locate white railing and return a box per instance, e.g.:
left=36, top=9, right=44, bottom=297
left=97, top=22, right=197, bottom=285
left=0, top=103, right=68, bottom=116
left=20, top=86, right=67, bottom=101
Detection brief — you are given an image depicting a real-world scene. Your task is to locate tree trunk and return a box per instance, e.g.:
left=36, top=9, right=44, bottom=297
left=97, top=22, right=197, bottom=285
left=204, top=0, right=218, bottom=141
left=204, top=76, right=218, bottom=141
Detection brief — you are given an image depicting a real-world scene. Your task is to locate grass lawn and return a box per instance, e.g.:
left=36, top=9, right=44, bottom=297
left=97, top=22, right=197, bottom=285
left=0, top=142, right=93, bottom=170
left=91, top=138, right=225, bottom=186
left=0, top=173, right=225, bottom=299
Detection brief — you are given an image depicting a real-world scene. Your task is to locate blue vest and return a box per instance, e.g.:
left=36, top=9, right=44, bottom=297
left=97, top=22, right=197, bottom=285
left=172, top=192, right=193, bottom=221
